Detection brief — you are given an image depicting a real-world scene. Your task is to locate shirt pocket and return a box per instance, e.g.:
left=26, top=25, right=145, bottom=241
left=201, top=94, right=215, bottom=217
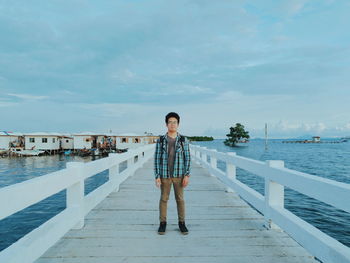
left=176, top=146, right=185, bottom=163
left=176, top=144, right=184, bottom=153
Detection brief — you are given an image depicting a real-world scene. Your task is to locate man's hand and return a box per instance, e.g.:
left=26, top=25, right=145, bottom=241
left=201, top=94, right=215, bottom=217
left=155, top=178, right=161, bottom=188
left=182, top=175, right=190, bottom=188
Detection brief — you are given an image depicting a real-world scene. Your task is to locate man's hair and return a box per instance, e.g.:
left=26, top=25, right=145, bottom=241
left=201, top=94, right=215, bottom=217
left=165, top=112, right=180, bottom=124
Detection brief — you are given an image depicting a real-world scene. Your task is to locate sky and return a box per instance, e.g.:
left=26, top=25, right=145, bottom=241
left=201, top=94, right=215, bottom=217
left=0, top=0, right=350, bottom=139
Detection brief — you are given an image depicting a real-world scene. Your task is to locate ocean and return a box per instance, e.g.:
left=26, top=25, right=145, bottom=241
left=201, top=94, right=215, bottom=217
left=191, top=138, right=350, bottom=248
left=0, top=154, right=127, bottom=252
left=0, top=139, right=349, bottom=251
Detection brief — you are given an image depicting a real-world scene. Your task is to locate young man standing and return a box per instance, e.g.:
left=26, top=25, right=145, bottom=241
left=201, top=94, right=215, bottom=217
left=154, top=112, right=191, bottom=235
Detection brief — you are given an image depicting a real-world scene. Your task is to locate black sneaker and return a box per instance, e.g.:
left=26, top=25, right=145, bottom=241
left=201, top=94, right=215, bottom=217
left=178, top=221, right=188, bottom=235
left=158, top=221, right=166, bottom=235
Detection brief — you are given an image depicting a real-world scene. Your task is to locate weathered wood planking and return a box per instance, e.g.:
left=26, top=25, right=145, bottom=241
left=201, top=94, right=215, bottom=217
left=35, top=158, right=318, bottom=263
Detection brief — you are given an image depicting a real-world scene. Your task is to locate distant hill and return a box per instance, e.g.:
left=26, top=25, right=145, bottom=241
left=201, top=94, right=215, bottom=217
left=187, top=136, right=214, bottom=141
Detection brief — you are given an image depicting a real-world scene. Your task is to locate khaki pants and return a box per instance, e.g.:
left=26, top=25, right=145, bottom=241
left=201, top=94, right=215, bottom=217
left=159, top=177, right=185, bottom=222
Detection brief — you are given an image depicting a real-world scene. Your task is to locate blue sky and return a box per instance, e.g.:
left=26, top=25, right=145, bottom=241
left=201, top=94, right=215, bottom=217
left=1, top=0, right=350, bottom=138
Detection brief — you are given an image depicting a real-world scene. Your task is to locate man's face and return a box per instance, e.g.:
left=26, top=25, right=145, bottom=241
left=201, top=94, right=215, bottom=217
left=166, top=117, right=179, bottom=132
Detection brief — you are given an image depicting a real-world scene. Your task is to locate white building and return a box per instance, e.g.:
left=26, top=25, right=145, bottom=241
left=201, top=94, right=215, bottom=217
left=115, top=133, right=157, bottom=149
left=72, top=132, right=98, bottom=150
left=72, top=132, right=131, bottom=150
left=60, top=135, right=74, bottom=150
left=73, top=132, right=117, bottom=150
left=24, top=132, right=61, bottom=150
left=312, top=136, right=321, bottom=142
left=0, top=132, right=24, bottom=149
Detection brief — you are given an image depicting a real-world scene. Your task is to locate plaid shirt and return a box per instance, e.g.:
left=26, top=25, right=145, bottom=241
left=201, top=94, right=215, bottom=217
left=154, top=132, right=191, bottom=179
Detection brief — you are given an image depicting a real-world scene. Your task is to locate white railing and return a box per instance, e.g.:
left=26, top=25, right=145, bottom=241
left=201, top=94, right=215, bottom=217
left=0, top=144, right=155, bottom=263
left=190, top=144, right=350, bottom=263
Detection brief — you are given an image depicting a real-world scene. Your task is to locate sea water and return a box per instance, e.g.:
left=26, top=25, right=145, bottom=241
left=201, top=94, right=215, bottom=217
left=192, top=138, right=350, bottom=248
left=0, top=154, right=127, bottom=252
left=0, top=139, right=349, bottom=251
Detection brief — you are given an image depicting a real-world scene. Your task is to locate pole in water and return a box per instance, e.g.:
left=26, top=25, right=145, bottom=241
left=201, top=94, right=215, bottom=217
left=265, top=123, right=268, bottom=150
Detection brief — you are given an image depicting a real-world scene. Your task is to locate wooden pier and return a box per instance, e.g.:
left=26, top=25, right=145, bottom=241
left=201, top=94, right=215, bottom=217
left=1, top=143, right=349, bottom=263
left=34, top=158, right=317, bottom=263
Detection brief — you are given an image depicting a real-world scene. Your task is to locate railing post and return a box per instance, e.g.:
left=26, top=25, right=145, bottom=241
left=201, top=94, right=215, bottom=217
left=108, top=153, right=120, bottom=192
left=144, top=147, right=150, bottom=162
left=201, top=147, right=207, bottom=164
left=225, top=152, right=236, bottom=193
left=66, top=162, right=85, bottom=229
left=141, top=147, right=146, bottom=161
left=139, top=149, right=145, bottom=167
left=196, top=148, right=200, bottom=164
left=192, top=147, right=198, bottom=164
left=210, top=149, right=217, bottom=177
left=196, top=149, right=201, bottom=163
left=264, top=160, right=284, bottom=230
left=127, top=151, right=135, bottom=174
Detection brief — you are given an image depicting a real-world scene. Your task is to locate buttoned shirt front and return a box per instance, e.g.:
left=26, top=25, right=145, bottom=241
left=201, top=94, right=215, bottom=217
left=154, top=132, right=191, bottom=179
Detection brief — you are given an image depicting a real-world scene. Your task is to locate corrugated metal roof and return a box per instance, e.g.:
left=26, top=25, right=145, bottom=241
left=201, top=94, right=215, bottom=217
left=0, top=131, right=23, bottom=136
left=117, top=133, right=145, bottom=136
left=23, top=132, right=61, bottom=136
left=0, top=131, right=155, bottom=137
left=72, top=132, right=101, bottom=136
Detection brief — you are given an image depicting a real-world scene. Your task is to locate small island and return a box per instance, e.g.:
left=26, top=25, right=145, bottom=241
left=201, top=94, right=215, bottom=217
left=224, top=123, right=250, bottom=147
left=187, top=136, right=214, bottom=141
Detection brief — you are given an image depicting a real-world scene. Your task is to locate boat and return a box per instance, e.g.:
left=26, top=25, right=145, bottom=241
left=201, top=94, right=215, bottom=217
left=64, top=150, right=72, bottom=155
left=91, top=148, right=100, bottom=156
left=78, top=148, right=91, bottom=157
left=10, top=148, right=45, bottom=156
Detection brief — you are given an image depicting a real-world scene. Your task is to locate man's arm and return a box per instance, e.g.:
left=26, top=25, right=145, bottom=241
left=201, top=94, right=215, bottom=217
left=183, top=138, right=191, bottom=177
left=154, top=139, right=161, bottom=179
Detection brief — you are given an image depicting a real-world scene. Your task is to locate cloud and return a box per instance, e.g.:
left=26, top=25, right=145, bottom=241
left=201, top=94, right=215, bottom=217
left=272, top=120, right=327, bottom=133
left=249, top=121, right=350, bottom=138
left=0, top=98, right=19, bottom=107
left=213, top=90, right=293, bottom=106
left=77, top=102, right=149, bottom=118
left=7, top=93, right=49, bottom=100
left=155, top=84, right=214, bottom=96
left=282, top=0, right=309, bottom=16
left=0, top=0, right=350, bottom=137
left=246, top=0, right=310, bottom=19
left=0, top=96, right=349, bottom=138
left=61, top=90, right=76, bottom=95
left=111, top=69, right=135, bottom=83
left=335, top=123, right=350, bottom=131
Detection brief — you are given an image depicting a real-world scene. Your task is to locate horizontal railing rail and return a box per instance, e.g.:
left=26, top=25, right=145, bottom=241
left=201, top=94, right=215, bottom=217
left=0, top=144, right=155, bottom=263
left=190, top=144, right=350, bottom=263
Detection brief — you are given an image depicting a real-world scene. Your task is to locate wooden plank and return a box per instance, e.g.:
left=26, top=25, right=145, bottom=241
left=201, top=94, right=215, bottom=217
left=36, top=255, right=317, bottom=263
left=35, top=158, right=318, bottom=263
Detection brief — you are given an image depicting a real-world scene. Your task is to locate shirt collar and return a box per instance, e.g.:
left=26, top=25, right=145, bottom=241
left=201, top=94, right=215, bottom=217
left=164, top=132, right=180, bottom=143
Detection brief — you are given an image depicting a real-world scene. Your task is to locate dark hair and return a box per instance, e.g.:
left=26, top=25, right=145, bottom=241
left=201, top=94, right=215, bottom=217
left=165, top=112, right=180, bottom=124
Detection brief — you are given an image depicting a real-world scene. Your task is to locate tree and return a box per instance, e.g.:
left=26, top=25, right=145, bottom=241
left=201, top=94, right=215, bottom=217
left=224, top=123, right=250, bottom=147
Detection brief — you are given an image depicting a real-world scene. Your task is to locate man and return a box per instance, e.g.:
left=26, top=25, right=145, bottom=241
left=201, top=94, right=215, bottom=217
left=154, top=112, right=191, bottom=235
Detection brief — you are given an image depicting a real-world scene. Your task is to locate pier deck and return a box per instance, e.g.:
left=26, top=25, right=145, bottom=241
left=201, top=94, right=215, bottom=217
left=35, top=158, right=317, bottom=263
